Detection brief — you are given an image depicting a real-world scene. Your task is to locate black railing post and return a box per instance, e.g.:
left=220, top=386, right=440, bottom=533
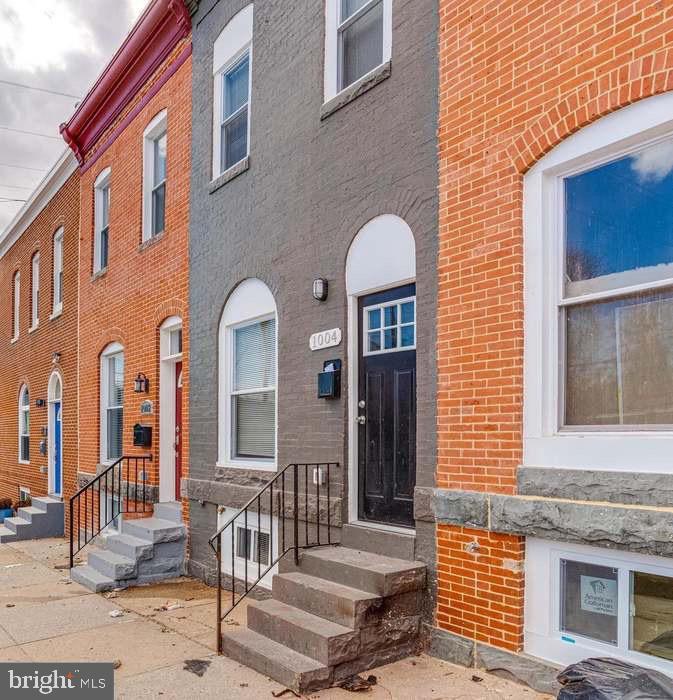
left=216, top=535, right=222, bottom=654
left=293, top=464, right=299, bottom=566
left=327, top=463, right=331, bottom=545
left=316, top=464, right=321, bottom=547
left=69, top=496, right=74, bottom=569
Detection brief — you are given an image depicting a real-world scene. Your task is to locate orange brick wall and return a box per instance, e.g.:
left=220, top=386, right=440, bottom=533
left=437, top=525, right=524, bottom=651
left=437, top=0, right=673, bottom=652
left=0, top=172, right=79, bottom=506
left=77, top=48, right=191, bottom=521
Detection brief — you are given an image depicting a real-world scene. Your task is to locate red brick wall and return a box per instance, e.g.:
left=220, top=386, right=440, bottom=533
left=437, top=0, right=673, bottom=652
left=77, top=46, right=191, bottom=521
left=0, top=172, right=79, bottom=506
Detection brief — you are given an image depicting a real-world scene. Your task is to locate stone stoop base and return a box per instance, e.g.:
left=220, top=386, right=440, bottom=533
left=427, top=626, right=562, bottom=696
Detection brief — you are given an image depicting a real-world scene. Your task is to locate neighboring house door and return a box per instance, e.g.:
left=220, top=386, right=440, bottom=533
left=53, top=401, right=62, bottom=496
left=358, top=284, right=417, bottom=527
left=175, top=361, right=183, bottom=499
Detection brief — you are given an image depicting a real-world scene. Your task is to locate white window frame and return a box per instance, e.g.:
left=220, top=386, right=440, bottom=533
left=218, top=278, right=277, bottom=471
left=524, top=92, right=673, bottom=473
left=18, top=384, right=29, bottom=464
left=323, top=0, right=392, bottom=103
left=100, top=342, right=124, bottom=466
left=142, top=110, right=168, bottom=242
left=93, top=168, right=111, bottom=273
left=51, top=227, right=63, bottom=317
left=30, top=252, right=39, bottom=330
left=11, top=270, right=19, bottom=341
left=218, top=506, right=279, bottom=589
left=212, top=4, right=253, bottom=180
left=362, top=295, right=416, bottom=356
left=526, top=537, right=673, bottom=678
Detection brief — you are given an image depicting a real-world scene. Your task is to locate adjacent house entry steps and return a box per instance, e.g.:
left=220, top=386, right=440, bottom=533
left=221, top=545, right=426, bottom=694
left=70, top=501, right=186, bottom=593
left=0, top=496, right=64, bottom=543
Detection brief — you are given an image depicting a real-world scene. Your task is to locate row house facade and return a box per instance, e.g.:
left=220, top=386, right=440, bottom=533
left=2, top=0, right=673, bottom=694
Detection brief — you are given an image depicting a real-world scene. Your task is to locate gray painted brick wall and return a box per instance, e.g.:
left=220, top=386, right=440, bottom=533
left=188, top=0, right=438, bottom=572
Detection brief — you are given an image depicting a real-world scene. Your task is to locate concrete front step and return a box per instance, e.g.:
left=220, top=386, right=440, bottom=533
left=341, top=523, right=416, bottom=561
left=71, top=564, right=117, bottom=593
left=88, top=549, right=137, bottom=580
left=153, top=502, right=182, bottom=523
left=247, top=598, right=360, bottom=666
left=272, top=571, right=381, bottom=629
left=32, top=496, right=64, bottom=513
left=0, top=497, right=64, bottom=541
left=121, top=517, right=185, bottom=543
left=280, top=546, right=426, bottom=597
left=3, top=516, right=30, bottom=535
left=0, top=525, right=17, bottom=543
left=221, top=628, right=331, bottom=694
left=103, top=533, right=154, bottom=561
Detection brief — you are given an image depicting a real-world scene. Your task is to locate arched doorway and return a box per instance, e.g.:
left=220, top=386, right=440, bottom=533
left=159, top=316, right=183, bottom=502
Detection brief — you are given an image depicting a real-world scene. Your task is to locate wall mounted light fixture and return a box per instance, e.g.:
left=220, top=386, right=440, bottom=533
left=134, top=372, right=150, bottom=393
left=312, top=278, right=328, bottom=302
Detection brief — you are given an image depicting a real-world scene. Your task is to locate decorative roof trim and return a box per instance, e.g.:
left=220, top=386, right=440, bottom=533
left=60, top=0, right=190, bottom=163
left=0, top=150, right=77, bottom=259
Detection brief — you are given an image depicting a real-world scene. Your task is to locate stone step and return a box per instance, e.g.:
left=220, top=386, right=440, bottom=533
left=247, top=598, right=359, bottom=666
left=341, top=524, right=416, bottom=561
left=221, top=628, right=330, bottom=694
left=272, top=572, right=381, bottom=628
left=32, top=496, right=63, bottom=513
left=121, top=517, right=185, bottom=543
left=70, top=564, right=117, bottom=593
left=17, top=506, right=44, bottom=523
left=3, top=516, right=30, bottom=535
left=280, top=546, right=426, bottom=597
left=137, top=555, right=185, bottom=577
left=153, top=502, right=183, bottom=523
left=103, top=533, right=154, bottom=561
left=0, top=525, right=17, bottom=543
left=88, top=549, right=137, bottom=580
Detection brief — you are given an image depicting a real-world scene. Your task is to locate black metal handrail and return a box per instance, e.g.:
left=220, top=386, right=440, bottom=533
left=208, top=462, right=339, bottom=653
left=69, top=454, right=153, bottom=568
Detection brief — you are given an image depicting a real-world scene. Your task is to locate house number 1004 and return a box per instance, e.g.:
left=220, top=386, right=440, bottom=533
left=309, top=328, right=342, bottom=351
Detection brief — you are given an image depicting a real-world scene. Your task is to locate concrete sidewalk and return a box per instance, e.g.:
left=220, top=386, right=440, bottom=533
left=0, top=538, right=551, bottom=698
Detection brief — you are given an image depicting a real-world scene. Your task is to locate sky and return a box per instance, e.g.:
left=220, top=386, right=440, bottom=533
left=0, top=0, right=148, bottom=233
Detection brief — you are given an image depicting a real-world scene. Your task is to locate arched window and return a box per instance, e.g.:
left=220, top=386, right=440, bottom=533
left=18, top=385, right=29, bottom=463
left=100, top=342, right=124, bottom=463
left=219, top=279, right=277, bottom=469
left=212, top=4, right=253, bottom=179
left=48, top=372, right=62, bottom=402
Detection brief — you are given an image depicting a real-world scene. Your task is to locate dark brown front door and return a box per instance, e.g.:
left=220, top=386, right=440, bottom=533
left=358, top=283, right=416, bottom=527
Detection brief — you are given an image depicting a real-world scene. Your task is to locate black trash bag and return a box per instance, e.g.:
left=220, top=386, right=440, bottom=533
left=557, top=657, right=673, bottom=699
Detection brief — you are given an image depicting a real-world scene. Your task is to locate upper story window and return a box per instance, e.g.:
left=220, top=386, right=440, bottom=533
left=18, top=384, right=29, bottom=463
left=31, top=252, right=40, bottom=329
left=11, top=270, right=19, bottom=341
left=100, top=342, right=124, bottom=464
left=93, top=168, right=110, bottom=273
left=52, top=227, right=63, bottom=315
left=212, top=4, right=253, bottom=179
left=524, top=92, right=673, bottom=472
left=143, top=110, right=167, bottom=241
left=324, top=0, right=392, bottom=101
left=219, top=278, right=277, bottom=470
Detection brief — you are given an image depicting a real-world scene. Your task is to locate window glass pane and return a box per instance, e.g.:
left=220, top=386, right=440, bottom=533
left=20, top=435, right=29, bottom=462
left=152, top=182, right=166, bottom=236
left=368, top=331, right=381, bottom=352
left=368, top=308, right=381, bottom=330
left=234, top=319, right=276, bottom=391
left=154, top=133, right=167, bottom=185
left=236, top=526, right=251, bottom=559
left=169, top=328, right=182, bottom=356
left=631, top=571, right=673, bottom=661
left=384, top=305, right=397, bottom=327
left=384, top=327, right=397, bottom=349
left=341, top=0, right=371, bottom=20
left=108, top=354, right=124, bottom=407
left=222, top=107, right=248, bottom=171
left=401, top=301, right=415, bottom=324
left=100, top=227, right=109, bottom=269
left=107, top=407, right=123, bottom=460
left=101, top=187, right=109, bottom=228
left=401, top=325, right=415, bottom=347
left=340, top=0, right=383, bottom=89
left=22, top=388, right=29, bottom=407
left=254, top=530, right=270, bottom=565
left=560, top=559, right=618, bottom=645
left=223, top=54, right=249, bottom=119
left=234, top=391, right=275, bottom=459
left=565, top=137, right=673, bottom=297
left=565, top=289, right=673, bottom=426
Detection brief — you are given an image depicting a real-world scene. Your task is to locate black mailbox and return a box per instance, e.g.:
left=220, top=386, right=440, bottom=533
left=318, top=359, right=341, bottom=399
left=133, top=424, right=152, bottom=448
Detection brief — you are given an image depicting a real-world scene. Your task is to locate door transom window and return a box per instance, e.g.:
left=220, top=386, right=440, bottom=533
left=363, top=296, right=415, bottom=355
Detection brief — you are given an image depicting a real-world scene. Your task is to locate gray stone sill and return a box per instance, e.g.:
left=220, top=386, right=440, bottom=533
left=209, top=156, right=249, bottom=194
left=91, top=267, right=107, bottom=282
left=139, top=231, right=165, bottom=252
left=320, top=60, right=391, bottom=120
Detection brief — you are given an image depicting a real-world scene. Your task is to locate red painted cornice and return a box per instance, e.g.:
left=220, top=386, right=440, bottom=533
left=60, top=0, right=190, bottom=164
